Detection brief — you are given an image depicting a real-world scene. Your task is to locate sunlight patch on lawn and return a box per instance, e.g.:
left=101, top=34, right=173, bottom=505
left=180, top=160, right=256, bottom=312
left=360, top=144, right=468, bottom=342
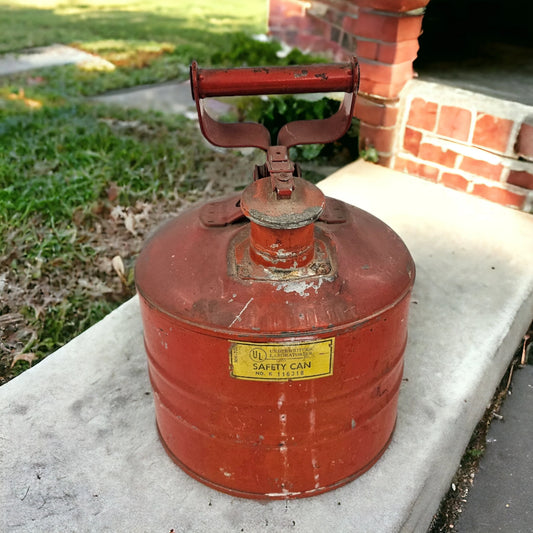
left=71, top=39, right=175, bottom=70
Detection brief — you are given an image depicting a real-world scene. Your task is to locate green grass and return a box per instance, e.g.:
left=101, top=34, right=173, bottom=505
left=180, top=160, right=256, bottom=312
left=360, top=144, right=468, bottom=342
left=0, top=103, right=220, bottom=378
left=0, top=104, right=205, bottom=235
left=0, top=1, right=356, bottom=382
left=0, top=1, right=274, bottom=97
left=0, top=0, right=272, bottom=381
left=0, top=1, right=267, bottom=54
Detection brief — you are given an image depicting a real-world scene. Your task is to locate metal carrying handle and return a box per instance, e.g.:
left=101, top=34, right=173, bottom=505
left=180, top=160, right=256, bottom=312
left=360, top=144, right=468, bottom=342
left=190, top=58, right=359, bottom=152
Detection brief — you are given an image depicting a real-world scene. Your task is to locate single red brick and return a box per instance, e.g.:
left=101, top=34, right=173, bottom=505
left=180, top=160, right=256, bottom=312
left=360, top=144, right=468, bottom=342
left=507, top=169, right=533, bottom=190
left=437, top=106, right=472, bottom=142
left=359, top=59, right=412, bottom=84
left=354, top=96, right=399, bottom=126
left=359, top=77, right=409, bottom=98
left=270, top=0, right=306, bottom=18
left=440, top=172, right=469, bottom=192
left=381, top=103, right=400, bottom=127
left=356, top=39, right=379, bottom=61
left=403, top=127, right=422, bottom=155
left=342, top=15, right=358, bottom=34
left=472, top=113, right=514, bottom=154
left=407, top=98, right=438, bottom=131
left=354, top=10, right=423, bottom=41
left=394, top=156, right=418, bottom=174
left=283, top=15, right=311, bottom=30
left=359, top=123, right=396, bottom=152
left=342, top=14, right=357, bottom=31
left=418, top=163, right=439, bottom=182
left=460, top=156, right=503, bottom=181
left=268, top=0, right=285, bottom=17
left=418, top=143, right=458, bottom=167
left=377, top=39, right=419, bottom=64
left=515, top=121, right=533, bottom=161
left=471, top=183, right=526, bottom=209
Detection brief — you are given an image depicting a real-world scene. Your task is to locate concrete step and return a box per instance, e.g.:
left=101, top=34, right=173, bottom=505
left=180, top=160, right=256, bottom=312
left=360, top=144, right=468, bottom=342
left=1, top=160, right=532, bottom=532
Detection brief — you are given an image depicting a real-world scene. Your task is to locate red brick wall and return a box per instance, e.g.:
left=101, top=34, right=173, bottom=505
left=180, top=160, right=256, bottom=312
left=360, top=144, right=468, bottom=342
left=395, top=81, right=533, bottom=211
left=268, top=0, right=533, bottom=212
left=268, top=0, right=428, bottom=165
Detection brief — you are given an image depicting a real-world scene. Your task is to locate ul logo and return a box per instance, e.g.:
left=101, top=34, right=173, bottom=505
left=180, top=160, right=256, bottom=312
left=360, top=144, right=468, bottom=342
left=249, top=348, right=267, bottom=362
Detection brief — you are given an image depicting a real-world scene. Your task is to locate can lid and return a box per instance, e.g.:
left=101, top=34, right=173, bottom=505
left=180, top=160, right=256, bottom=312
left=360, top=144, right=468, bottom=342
left=240, top=146, right=325, bottom=230
left=241, top=177, right=325, bottom=230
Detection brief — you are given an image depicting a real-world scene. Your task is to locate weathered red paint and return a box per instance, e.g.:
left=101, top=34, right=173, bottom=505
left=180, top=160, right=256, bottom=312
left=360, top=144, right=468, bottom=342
left=135, top=59, right=415, bottom=499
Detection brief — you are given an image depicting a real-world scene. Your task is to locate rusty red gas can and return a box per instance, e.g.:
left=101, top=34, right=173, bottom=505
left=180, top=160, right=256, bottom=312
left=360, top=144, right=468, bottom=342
left=135, top=58, right=415, bottom=499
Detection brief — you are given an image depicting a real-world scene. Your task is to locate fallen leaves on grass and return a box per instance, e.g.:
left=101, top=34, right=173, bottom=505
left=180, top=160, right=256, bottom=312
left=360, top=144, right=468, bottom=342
left=111, top=255, right=128, bottom=287
left=110, top=201, right=153, bottom=237
left=1, top=143, right=262, bottom=385
left=71, top=40, right=176, bottom=70
left=7, top=88, right=42, bottom=109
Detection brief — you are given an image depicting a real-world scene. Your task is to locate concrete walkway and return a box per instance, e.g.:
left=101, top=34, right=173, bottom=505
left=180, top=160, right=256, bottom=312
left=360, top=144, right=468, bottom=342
left=0, top=44, right=114, bottom=75
left=1, top=160, right=533, bottom=532
left=92, top=80, right=197, bottom=116
left=456, top=363, right=533, bottom=532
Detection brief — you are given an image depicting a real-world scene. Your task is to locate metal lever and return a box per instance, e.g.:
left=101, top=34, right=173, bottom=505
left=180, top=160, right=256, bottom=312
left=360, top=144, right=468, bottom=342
left=190, top=58, right=359, bottom=152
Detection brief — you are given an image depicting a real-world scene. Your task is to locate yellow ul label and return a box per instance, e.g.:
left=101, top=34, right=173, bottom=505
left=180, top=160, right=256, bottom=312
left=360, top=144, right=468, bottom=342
left=229, top=338, right=334, bottom=381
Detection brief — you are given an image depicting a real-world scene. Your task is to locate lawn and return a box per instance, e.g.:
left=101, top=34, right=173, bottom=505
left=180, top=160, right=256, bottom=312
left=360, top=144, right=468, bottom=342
left=0, top=0, right=274, bottom=97
left=0, top=1, right=356, bottom=383
left=0, top=0, right=269, bottom=382
left=0, top=1, right=267, bottom=53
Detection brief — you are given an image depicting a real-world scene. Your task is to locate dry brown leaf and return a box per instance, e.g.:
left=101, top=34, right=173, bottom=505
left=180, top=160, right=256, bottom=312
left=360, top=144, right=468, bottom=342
left=110, top=205, right=125, bottom=221
left=111, top=255, right=128, bottom=286
left=124, top=213, right=136, bottom=236
left=7, top=88, right=42, bottom=108
left=10, top=353, right=37, bottom=368
left=111, top=255, right=125, bottom=276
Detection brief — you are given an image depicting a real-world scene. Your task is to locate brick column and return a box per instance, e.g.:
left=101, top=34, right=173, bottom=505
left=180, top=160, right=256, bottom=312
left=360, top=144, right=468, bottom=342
left=268, top=0, right=429, bottom=165
left=345, top=1, right=428, bottom=165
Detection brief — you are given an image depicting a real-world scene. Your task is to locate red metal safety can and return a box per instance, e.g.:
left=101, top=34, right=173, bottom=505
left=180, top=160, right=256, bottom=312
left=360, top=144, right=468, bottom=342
left=135, top=58, right=415, bottom=499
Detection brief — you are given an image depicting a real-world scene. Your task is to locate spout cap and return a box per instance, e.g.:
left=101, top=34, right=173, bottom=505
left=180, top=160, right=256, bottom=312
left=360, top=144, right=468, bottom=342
left=240, top=177, right=325, bottom=230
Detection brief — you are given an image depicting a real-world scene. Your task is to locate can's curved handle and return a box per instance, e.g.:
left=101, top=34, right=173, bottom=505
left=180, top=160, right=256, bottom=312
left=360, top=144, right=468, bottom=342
left=190, top=58, right=359, bottom=151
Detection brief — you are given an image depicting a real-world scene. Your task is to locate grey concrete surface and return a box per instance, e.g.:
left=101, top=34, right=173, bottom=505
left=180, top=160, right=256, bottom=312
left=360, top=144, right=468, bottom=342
left=455, top=364, right=533, bottom=533
left=0, top=44, right=114, bottom=75
left=92, top=80, right=197, bottom=115
left=1, top=160, right=533, bottom=533
left=92, top=80, right=238, bottom=121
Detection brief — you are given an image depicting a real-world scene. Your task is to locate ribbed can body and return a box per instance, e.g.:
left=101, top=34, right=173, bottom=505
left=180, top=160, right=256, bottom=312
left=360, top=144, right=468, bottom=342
left=136, top=194, right=415, bottom=499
